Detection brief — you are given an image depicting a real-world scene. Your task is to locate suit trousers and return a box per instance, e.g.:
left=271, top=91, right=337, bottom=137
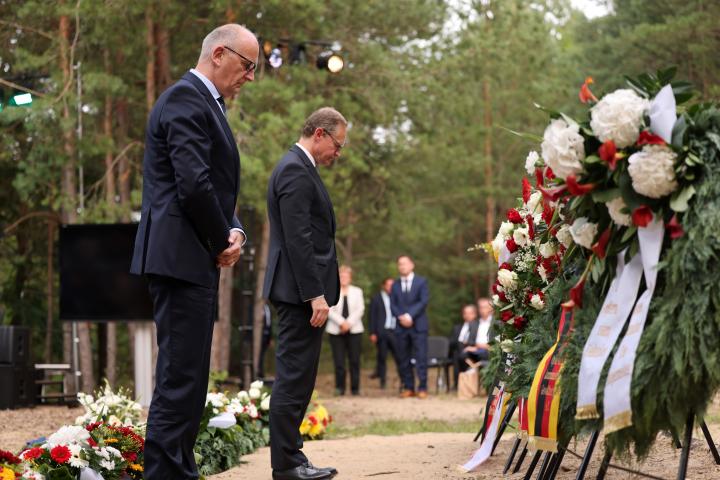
left=145, top=274, right=217, bottom=480
left=395, top=327, right=428, bottom=392
left=453, top=348, right=489, bottom=389
left=328, top=332, right=362, bottom=394
left=376, top=328, right=400, bottom=386
left=269, top=301, right=324, bottom=471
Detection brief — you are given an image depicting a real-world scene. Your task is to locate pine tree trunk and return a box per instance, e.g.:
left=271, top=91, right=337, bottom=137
left=155, top=21, right=172, bottom=93
left=252, top=219, right=270, bottom=374
left=44, top=221, right=55, bottom=363
left=145, top=7, right=156, bottom=114
left=103, top=49, right=116, bottom=206
left=211, top=267, right=233, bottom=373
left=483, top=75, right=495, bottom=294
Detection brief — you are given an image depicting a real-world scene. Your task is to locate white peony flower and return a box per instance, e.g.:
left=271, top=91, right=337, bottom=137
left=250, top=380, right=264, bottom=390
left=497, top=269, right=518, bottom=291
left=570, top=217, right=598, bottom=249
left=606, top=197, right=632, bottom=226
left=260, top=395, right=271, bottom=411
left=513, top=227, right=530, bottom=247
left=47, top=425, right=90, bottom=447
left=555, top=225, right=574, bottom=248
left=590, top=89, right=650, bottom=148
left=541, top=118, right=586, bottom=179
left=530, top=294, right=545, bottom=310
left=525, top=151, right=540, bottom=175
left=499, top=221, right=514, bottom=238
left=627, top=145, right=678, bottom=198
left=539, top=242, right=556, bottom=258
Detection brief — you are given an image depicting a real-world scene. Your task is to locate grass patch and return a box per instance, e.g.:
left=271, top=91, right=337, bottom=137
left=326, top=418, right=479, bottom=439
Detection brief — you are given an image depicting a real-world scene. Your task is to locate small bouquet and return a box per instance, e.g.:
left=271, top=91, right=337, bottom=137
left=300, top=396, right=332, bottom=440
left=76, top=381, right=143, bottom=427
left=0, top=449, right=22, bottom=480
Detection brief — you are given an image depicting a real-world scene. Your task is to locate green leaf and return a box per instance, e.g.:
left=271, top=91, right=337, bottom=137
left=584, top=154, right=602, bottom=164
left=533, top=102, right=561, bottom=118
left=669, top=185, right=696, bottom=212
left=621, top=226, right=637, bottom=243
left=672, top=116, right=688, bottom=148
left=499, top=125, right=543, bottom=143
left=591, top=188, right=621, bottom=203
left=657, top=66, right=677, bottom=85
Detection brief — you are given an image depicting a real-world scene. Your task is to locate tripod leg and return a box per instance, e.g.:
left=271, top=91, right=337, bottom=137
left=492, top=402, right=517, bottom=455
left=575, top=430, right=599, bottom=480
left=595, top=449, right=612, bottom=480
left=523, top=451, right=542, bottom=480
left=503, top=437, right=522, bottom=474
left=536, top=452, right=552, bottom=479
left=513, top=445, right=529, bottom=474
left=546, top=447, right=566, bottom=480
left=700, top=421, right=720, bottom=465
left=474, top=393, right=495, bottom=442
left=677, top=413, right=694, bottom=480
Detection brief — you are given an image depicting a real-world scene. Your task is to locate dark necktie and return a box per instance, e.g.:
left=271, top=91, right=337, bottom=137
left=217, top=96, right=226, bottom=115
left=341, top=295, right=349, bottom=319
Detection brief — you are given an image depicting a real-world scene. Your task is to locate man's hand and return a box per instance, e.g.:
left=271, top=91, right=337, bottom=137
left=340, top=321, right=351, bottom=334
left=370, top=334, right=377, bottom=344
left=399, top=313, right=413, bottom=328
left=217, top=230, right=244, bottom=267
left=310, top=296, right=330, bottom=328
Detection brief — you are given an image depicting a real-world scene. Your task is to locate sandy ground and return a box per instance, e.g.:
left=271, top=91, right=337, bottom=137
left=3, top=369, right=720, bottom=479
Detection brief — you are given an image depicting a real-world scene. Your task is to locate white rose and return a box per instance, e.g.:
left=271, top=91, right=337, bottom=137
left=539, top=242, right=556, bottom=258
left=492, top=234, right=505, bottom=260
left=530, top=294, right=545, bottom=310
left=555, top=225, right=574, bottom=248
left=570, top=217, right=598, bottom=249
left=261, top=396, right=271, bottom=411
left=249, top=388, right=261, bottom=400
left=500, top=339, right=515, bottom=353
left=525, top=150, right=540, bottom=175
left=497, top=269, right=518, bottom=291
left=499, top=221, right=514, bottom=238
left=590, top=89, right=650, bottom=148
left=525, top=191, right=542, bottom=214
left=606, top=197, right=632, bottom=226
left=541, top=118, right=585, bottom=179
left=250, top=380, right=264, bottom=390
left=238, top=391, right=250, bottom=402
left=513, top=227, right=530, bottom=247
left=47, top=425, right=90, bottom=447
left=627, top=145, right=678, bottom=198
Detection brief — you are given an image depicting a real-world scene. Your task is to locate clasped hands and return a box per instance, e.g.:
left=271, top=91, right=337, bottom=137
left=216, top=230, right=244, bottom=268
left=398, top=313, right=413, bottom=328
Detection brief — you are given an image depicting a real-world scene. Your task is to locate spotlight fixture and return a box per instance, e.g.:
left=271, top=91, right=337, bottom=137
left=316, top=50, right=344, bottom=73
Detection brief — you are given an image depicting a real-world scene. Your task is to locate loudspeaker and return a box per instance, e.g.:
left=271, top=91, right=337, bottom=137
left=0, top=365, right=36, bottom=409
left=0, top=325, right=31, bottom=365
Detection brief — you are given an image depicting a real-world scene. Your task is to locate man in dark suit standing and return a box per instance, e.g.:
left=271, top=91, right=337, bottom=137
left=390, top=255, right=430, bottom=399
left=262, top=107, right=347, bottom=480
left=369, top=278, right=399, bottom=389
left=130, top=24, right=258, bottom=480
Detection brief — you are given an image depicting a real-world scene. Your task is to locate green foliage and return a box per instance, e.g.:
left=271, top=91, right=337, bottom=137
left=194, top=421, right=269, bottom=476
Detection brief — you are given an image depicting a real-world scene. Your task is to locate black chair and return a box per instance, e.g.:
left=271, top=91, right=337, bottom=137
left=427, top=336, right=453, bottom=393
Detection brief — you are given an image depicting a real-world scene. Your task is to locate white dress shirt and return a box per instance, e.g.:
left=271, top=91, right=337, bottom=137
left=295, top=143, right=316, bottom=167
left=476, top=315, right=493, bottom=345
left=400, top=272, right=415, bottom=293
left=458, top=322, right=470, bottom=344
left=381, top=291, right=396, bottom=329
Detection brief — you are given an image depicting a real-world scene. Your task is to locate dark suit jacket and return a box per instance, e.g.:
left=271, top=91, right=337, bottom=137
left=390, top=275, right=430, bottom=333
left=450, top=319, right=480, bottom=353
left=262, top=145, right=340, bottom=306
left=369, top=291, right=391, bottom=336
left=130, top=71, right=242, bottom=288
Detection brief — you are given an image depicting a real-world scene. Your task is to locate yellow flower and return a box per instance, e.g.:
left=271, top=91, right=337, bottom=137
left=0, top=467, right=16, bottom=480
left=299, top=419, right=311, bottom=435
left=308, top=423, right=323, bottom=438
left=105, top=438, right=119, bottom=443
left=130, top=463, right=143, bottom=471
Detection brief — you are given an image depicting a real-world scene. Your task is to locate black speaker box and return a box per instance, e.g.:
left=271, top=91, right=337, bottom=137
left=0, top=365, right=36, bottom=409
left=0, top=325, right=31, bottom=365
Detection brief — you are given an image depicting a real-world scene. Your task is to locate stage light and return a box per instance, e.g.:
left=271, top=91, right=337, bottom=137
left=10, top=92, right=32, bottom=106
left=316, top=51, right=344, bottom=73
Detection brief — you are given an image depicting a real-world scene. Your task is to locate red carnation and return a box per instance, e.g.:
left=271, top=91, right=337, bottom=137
left=506, top=238, right=519, bottom=253
left=22, top=447, right=44, bottom=461
left=50, top=445, right=71, bottom=464
left=666, top=214, right=684, bottom=239
left=123, top=452, right=138, bottom=462
left=0, top=449, right=21, bottom=465
left=526, top=215, right=535, bottom=240
left=598, top=140, right=620, bottom=170
left=513, top=316, right=527, bottom=329
left=501, top=310, right=514, bottom=323
left=522, top=178, right=532, bottom=204
left=636, top=130, right=666, bottom=146
left=499, top=263, right=512, bottom=271
left=545, top=167, right=556, bottom=180
left=507, top=209, right=523, bottom=224
left=632, top=206, right=654, bottom=227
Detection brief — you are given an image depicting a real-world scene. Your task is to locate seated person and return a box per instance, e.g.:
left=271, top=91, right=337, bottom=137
left=451, top=302, right=492, bottom=388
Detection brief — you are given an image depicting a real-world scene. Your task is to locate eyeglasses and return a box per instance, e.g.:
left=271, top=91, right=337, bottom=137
left=223, top=45, right=257, bottom=74
left=323, top=129, right=346, bottom=151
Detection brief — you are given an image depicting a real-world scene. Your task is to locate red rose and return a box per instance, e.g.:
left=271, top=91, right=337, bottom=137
left=499, top=263, right=512, bottom=272
left=123, top=452, right=138, bottom=462
left=507, top=209, right=523, bottom=224
left=322, top=418, right=328, bottom=427
left=491, top=283, right=500, bottom=294
left=522, top=178, right=532, bottom=204
left=50, top=445, right=71, bottom=464
left=598, top=140, right=620, bottom=170
left=88, top=438, right=97, bottom=448
left=513, top=316, right=527, bottom=329
left=501, top=310, right=514, bottom=322
left=506, top=238, right=519, bottom=253
left=498, top=291, right=508, bottom=303
left=22, top=447, right=44, bottom=461
left=666, top=214, right=684, bottom=239
left=632, top=206, right=654, bottom=227
left=538, top=184, right=568, bottom=202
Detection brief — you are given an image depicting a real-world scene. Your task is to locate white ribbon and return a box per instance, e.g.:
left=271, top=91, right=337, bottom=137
left=576, top=250, right=644, bottom=419
left=461, top=388, right=506, bottom=472
left=649, top=84, right=677, bottom=143
left=207, top=411, right=237, bottom=429
left=603, top=217, right=664, bottom=434
left=80, top=468, right=105, bottom=480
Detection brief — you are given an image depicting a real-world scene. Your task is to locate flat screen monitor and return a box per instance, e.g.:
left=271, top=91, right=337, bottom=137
left=59, top=223, right=153, bottom=321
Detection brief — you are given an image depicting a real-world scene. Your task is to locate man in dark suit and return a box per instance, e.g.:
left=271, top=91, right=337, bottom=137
left=257, top=302, right=273, bottom=379
left=390, top=255, right=430, bottom=399
left=369, top=278, right=400, bottom=389
left=262, top=107, right=347, bottom=480
left=130, top=24, right=258, bottom=480
left=450, top=304, right=481, bottom=388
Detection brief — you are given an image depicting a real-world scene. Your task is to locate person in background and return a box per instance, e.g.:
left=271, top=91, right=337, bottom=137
left=369, top=277, right=400, bottom=389
left=450, top=304, right=481, bottom=388
left=326, top=265, right=365, bottom=396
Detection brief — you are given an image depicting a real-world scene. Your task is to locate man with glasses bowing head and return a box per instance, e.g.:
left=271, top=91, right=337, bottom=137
left=130, top=24, right=257, bottom=479
left=263, top=107, right=347, bottom=480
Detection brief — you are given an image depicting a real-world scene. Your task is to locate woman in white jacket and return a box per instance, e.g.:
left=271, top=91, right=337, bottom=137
left=326, top=265, right=365, bottom=395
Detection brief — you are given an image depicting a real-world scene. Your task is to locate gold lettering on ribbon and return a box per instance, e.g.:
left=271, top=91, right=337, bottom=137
left=626, top=324, right=642, bottom=335
left=632, top=302, right=645, bottom=318
left=602, top=303, right=619, bottom=315
left=541, top=386, right=556, bottom=396
left=606, top=365, right=631, bottom=384
left=544, top=371, right=559, bottom=381
left=586, top=346, right=606, bottom=357
left=598, top=326, right=612, bottom=337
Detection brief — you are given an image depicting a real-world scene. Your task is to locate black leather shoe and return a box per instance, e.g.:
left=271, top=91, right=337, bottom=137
left=305, top=460, right=338, bottom=476
left=272, top=464, right=332, bottom=480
